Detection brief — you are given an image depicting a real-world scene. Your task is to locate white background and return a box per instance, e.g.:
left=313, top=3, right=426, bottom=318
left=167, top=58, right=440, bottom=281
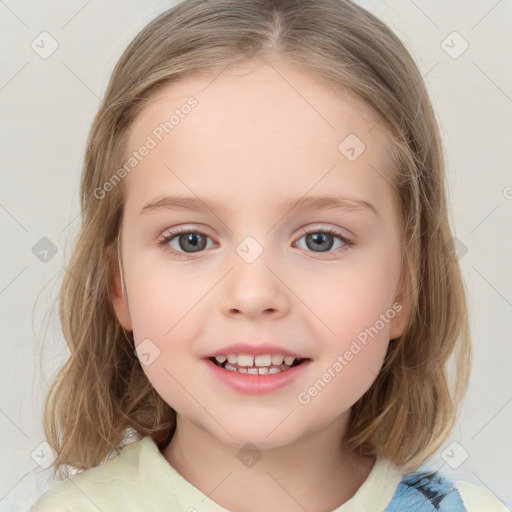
left=0, top=0, right=511, bottom=510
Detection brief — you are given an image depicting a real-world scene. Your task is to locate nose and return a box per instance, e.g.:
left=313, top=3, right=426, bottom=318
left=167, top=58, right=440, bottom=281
left=219, top=259, right=290, bottom=320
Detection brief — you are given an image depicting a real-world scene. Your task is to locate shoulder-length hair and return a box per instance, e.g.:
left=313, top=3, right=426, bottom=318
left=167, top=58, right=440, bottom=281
left=41, top=0, right=471, bottom=479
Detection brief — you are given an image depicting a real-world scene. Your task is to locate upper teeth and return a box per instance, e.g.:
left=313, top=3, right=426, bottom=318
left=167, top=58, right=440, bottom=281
left=215, top=354, right=297, bottom=367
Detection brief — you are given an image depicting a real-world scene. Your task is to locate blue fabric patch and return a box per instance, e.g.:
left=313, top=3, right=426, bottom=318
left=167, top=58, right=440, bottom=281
left=385, top=469, right=466, bottom=511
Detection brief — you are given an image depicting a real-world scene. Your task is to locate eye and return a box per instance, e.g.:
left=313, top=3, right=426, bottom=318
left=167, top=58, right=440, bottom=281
left=158, top=226, right=354, bottom=257
left=293, top=226, right=353, bottom=254
left=159, top=227, right=214, bottom=256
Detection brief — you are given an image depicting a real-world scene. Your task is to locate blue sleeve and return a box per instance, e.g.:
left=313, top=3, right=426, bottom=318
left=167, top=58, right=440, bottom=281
left=385, top=470, right=467, bottom=511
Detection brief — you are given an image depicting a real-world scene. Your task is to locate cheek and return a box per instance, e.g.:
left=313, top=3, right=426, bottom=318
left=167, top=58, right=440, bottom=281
left=126, top=273, right=201, bottom=413
left=297, top=283, right=394, bottom=415
left=299, top=254, right=398, bottom=411
left=298, top=251, right=400, bottom=342
left=126, top=259, right=202, bottom=336
left=319, top=297, right=392, bottom=409
left=123, top=266, right=201, bottom=390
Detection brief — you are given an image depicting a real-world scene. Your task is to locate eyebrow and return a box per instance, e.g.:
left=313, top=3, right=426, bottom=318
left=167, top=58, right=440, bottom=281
left=140, top=193, right=378, bottom=217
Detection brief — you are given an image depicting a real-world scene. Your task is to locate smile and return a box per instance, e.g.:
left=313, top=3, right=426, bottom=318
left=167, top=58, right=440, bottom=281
left=204, top=355, right=311, bottom=395
left=209, top=353, right=306, bottom=374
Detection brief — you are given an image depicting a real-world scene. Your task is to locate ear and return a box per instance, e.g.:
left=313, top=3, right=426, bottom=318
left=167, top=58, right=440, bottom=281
left=107, top=245, right=133, bottom=332
left=388, top=264, right=412, bottom=340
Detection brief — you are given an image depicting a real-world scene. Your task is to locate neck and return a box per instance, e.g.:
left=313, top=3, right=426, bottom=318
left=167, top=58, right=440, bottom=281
left=162, top=413, right=375, bottom=512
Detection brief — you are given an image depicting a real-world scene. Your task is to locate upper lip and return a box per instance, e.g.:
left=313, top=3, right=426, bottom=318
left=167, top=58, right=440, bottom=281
left=203, top=343, right=308, bottom=359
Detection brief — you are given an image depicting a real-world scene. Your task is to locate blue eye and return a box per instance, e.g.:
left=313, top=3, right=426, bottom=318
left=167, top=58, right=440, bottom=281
left=294, top=226, right=352, bottom=254
left=159, top=226, right=353, bottom=258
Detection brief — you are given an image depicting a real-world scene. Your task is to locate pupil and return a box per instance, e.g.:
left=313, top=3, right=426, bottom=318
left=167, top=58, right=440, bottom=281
left=307, top=233, right=333, bottom=252
left=181, top=233, right=205, bottom=252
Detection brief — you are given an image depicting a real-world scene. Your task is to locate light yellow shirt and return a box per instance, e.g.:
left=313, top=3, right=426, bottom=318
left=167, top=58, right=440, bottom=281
left=30, top=436, right=509, bottom=511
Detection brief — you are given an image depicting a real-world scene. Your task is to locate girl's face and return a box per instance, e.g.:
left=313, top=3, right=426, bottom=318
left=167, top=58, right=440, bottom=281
left=111, top=60, right=409, bottom=450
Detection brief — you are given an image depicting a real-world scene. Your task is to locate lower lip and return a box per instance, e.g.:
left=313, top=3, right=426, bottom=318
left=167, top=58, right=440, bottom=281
left=203, top=358, right=311, bottom=395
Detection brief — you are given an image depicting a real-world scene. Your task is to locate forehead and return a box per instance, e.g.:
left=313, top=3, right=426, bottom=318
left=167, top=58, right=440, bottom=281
left=123, top=60, right=396, bottom=219
left=128, top=59, right=385, bottom=145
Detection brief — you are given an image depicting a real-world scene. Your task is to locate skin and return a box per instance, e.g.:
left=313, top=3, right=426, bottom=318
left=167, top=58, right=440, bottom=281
left=109, top=59, right=410, bottom=511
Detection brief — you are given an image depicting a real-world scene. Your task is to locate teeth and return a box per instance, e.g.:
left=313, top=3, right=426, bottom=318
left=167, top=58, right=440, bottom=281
left=213, top=353, right=306, bottom=375
left=237, top=354, right=254, bottom=367
left=224, top=363, right=285, bottom=374
left=271, top=355, right=284, bottom=365
left=220, top=353, right=298, bottom=367
left=254, top=355, right=272, bottom=366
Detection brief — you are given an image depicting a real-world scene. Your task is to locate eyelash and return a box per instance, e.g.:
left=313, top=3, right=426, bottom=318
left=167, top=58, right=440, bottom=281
left=158, top=226, right=354, bottom=258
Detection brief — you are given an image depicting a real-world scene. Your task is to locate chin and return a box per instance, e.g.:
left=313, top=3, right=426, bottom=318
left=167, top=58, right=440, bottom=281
left=207, top=418, right=305, bottom=452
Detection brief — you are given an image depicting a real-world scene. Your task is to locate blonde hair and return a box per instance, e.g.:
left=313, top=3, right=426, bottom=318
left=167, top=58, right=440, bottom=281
left=41, top=0, right=471, bottom=479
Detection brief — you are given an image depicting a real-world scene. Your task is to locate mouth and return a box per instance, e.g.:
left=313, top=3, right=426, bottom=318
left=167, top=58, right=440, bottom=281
left=208, top=354, right=308, bottom=374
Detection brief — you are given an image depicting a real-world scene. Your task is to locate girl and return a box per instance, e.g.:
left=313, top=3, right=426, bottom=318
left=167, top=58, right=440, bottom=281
left=31, top=0, right=508, bottom=510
